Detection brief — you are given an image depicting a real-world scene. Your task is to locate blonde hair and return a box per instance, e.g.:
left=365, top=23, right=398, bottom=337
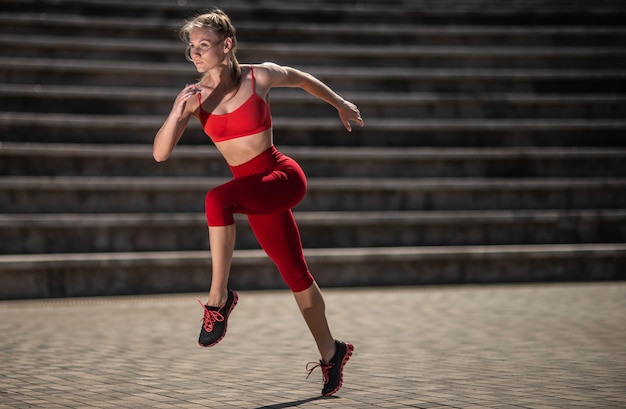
left=180, top=8, right=241, bottom=84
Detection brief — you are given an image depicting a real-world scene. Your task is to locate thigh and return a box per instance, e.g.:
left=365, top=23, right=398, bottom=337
left=224, top=167, right=306, bottom=216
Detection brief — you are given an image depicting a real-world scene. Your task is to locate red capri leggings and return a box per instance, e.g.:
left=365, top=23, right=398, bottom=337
left=205, top=146, right=315, bottom=292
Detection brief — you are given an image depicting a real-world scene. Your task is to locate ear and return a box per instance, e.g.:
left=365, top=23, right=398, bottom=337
left=223, top=37, right=233, bottom=52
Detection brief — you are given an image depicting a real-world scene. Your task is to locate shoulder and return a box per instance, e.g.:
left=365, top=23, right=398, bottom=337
left=250, top=62, right=285, bottom=74
left=249, top=62, right=289, bottom=86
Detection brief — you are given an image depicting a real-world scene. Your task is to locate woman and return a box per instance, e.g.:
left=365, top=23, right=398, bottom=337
left=153, top=8, right=363, bottom=396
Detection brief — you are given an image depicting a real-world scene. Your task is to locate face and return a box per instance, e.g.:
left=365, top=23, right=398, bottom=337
left=187, top=28, right=229, bottom=72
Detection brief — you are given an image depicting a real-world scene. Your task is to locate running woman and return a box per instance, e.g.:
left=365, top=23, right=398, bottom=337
left=153, top=8, right=363, bottom=396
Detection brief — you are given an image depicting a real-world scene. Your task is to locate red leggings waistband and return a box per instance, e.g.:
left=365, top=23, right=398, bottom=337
left=229, top=146, right=282, bottom=178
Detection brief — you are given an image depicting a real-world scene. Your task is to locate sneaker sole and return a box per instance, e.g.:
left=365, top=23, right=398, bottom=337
left=199, top=290, right=239, bottom=348
left=323, top=342, right=354, bottom=396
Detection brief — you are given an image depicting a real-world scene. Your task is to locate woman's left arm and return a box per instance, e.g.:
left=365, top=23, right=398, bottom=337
left=258, top=62, right=364, bottom=131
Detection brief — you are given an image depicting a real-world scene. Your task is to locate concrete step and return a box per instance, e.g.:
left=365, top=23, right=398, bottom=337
left=3, top=84, right=625, bottom=120
left=243, top=44, right=626, bottom=69
left=3, top=0, right=625, bottom=25
left=2, top=112, right=625, bottom=147
left=3, top=13, right=625, bottom=46
left=1, top=176, right=624, bottom=213
left=2, top=143, right=625, bottom=179
left=4, top=34, right=624, bottom=69
left=1, top=243, right=625, bottom=299
left=2, top=57, right=624, bottom=93
left=1, top=210, right=625, bottom=254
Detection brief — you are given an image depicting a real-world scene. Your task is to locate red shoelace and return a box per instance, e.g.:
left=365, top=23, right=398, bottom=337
left=197, top=298, right=224, bottom=332
left=306, top=361, right=333, bottom=383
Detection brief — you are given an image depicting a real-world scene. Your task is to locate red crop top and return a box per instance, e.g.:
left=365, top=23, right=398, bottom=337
left=197, top=66, right=272, bottom=143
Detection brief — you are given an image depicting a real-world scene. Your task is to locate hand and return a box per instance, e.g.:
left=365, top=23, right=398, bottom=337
left=338, top=100, right=364, bottom=132
left=171, top=83, right=201, bottom=116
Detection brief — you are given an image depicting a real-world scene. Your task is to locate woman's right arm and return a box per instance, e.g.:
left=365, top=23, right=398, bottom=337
left=153, top=84, right=200, bottom=162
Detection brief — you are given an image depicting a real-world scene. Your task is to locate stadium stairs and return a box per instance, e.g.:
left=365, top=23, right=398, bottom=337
left=1, top=0, right=625, bottom=298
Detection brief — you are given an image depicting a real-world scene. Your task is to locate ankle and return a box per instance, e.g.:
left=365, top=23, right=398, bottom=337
left=206, top=290, right=228, bottom=308
left=321, top=340, right=337, bottom=364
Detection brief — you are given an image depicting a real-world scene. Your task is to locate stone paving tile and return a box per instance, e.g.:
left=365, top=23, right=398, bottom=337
left=1, top=283, right=625, bottom=408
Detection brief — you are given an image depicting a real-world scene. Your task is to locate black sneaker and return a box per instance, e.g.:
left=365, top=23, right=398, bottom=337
left=197, top=289, right=238, bottom=347
left=306, top=340, right=354, bottom=396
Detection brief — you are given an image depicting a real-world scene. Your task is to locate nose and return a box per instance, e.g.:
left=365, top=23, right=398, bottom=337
left=185, top=46, right=199, bottom=62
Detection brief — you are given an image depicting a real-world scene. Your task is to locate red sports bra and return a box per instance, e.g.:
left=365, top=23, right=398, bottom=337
left=197, top=66, right=272, bottom=143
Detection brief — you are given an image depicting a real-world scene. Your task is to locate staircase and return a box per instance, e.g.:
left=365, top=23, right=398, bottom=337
left=1, top=0, right=625, bottom=299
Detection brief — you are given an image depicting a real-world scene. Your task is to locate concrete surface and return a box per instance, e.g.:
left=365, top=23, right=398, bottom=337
left=1, top=282, right=625, bottom=408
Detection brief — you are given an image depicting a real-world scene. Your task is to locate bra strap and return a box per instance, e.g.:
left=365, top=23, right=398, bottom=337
left=250, top=65, right=256, bottom=91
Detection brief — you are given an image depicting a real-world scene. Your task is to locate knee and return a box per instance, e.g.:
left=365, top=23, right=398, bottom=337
left=290, top=275, right=315, bottom=293
left=205, top=188, right=234, bottom=226
left=282, top=267, right=315, bottom=293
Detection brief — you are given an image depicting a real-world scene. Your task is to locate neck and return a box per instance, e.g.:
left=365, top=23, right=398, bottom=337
left=201, top=60, right=238, bottom=85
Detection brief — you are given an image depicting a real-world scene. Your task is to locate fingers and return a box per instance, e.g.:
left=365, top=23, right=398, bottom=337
left=353, top=112, right=364, bottom=127
left=171, top=84, right=200, bottom=114
left=176, top=84, right=201, bottom=104
left=186, top=83, right=201, bottom=93
left=344, top=116, right=364, bottom=132
left=341, top=103, right=364, bottom=132
left=346, top=101, right=364, bottom=131
left=183, top=83, right=201, bottom=95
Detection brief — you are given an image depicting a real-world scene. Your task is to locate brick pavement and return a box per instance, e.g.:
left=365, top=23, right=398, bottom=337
left=1, top=283, right=625, bottom=408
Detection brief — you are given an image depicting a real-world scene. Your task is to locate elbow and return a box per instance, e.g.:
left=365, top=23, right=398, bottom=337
left=153, top=149, right=169, bottom=163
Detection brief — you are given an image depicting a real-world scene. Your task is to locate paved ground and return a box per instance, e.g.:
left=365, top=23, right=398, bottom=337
left=1, top=282, right=625, bottom=409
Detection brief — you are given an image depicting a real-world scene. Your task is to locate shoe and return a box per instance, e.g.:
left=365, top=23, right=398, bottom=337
left=306, top=340, right=354, bottom=396
left=197, top=289, right=238, bottom=347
